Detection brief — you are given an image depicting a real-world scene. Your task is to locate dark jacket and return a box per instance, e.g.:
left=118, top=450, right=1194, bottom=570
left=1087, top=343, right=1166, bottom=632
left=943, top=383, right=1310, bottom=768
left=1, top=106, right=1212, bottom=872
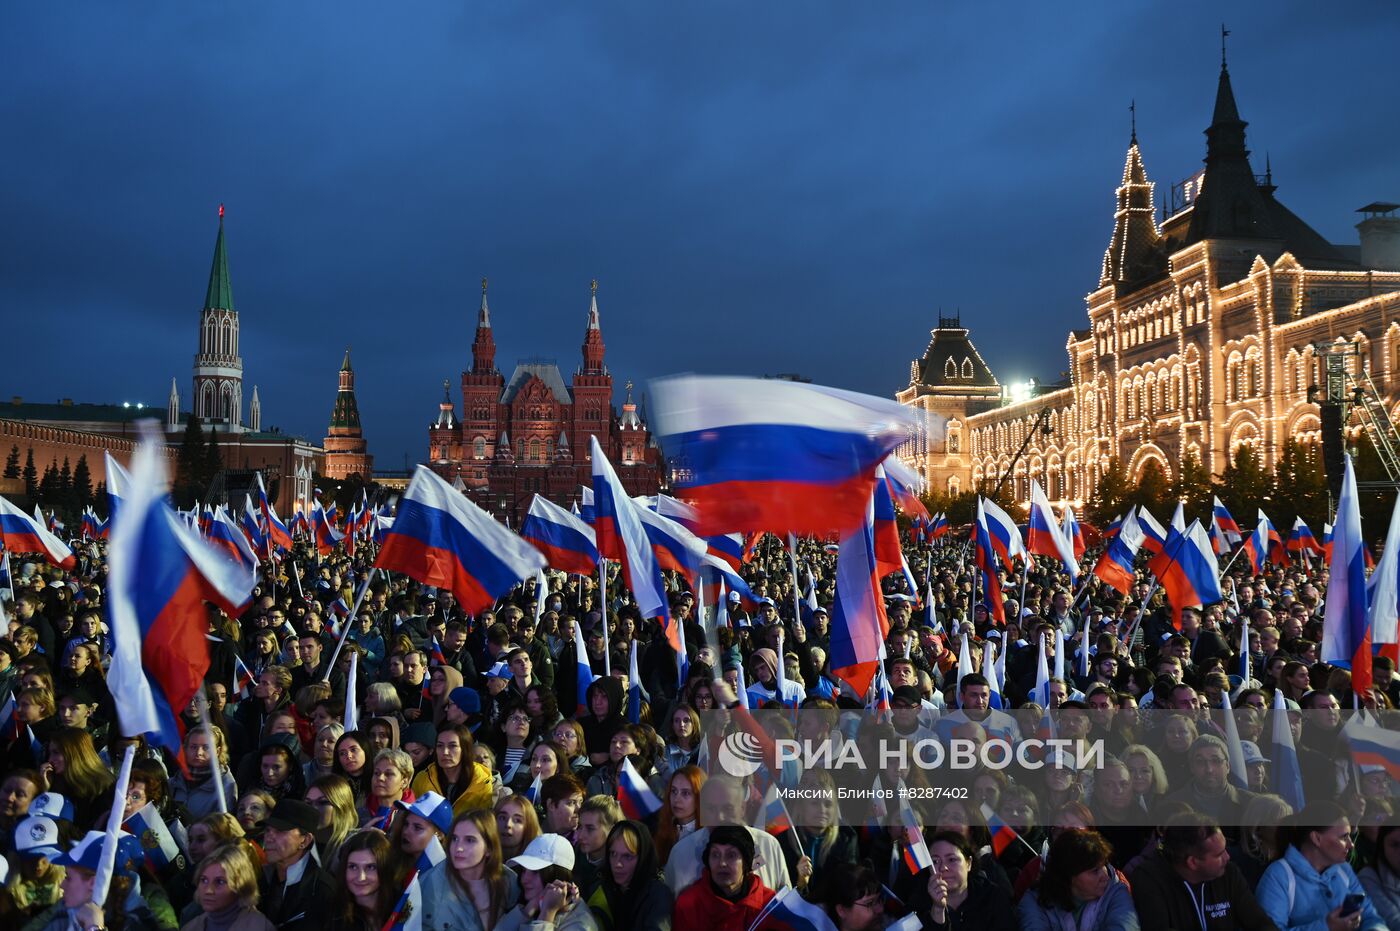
left=259, top=855, right=335, bottom=931
left=911, top=871, right=1016, bottom=931
left=1130, top=852, right=1277, bottom=931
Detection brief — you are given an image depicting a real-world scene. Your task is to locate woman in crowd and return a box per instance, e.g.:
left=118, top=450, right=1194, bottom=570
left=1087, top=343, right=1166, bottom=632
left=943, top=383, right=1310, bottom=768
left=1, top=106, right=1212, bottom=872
left=1017, top=829, right=1139, bottom=931
left=791, top=769, right=857, bottom=890
left=1121, top=745, right=1169, bottom=815
left=551, top=721, right=592, bottom=784
left=39, top=728, right=114, bottom=829
left=306, top=774, right=360, bottom=864
left=657, top=706, right=702, bottom=780
left=333, top=732, right=375, bottom=801
left=519, top=742, right=570, bottom=795
left=1358, top=823, right=1400, bottom=930
left=420, top=808, right=522, bottom=931
left=407, top=723, right=490, bottom=815
left=180, top=842, right=275, bottom=931
left=492, top=704, right=539, bottom=785
left=590, top=820, right=671, bottom=931
left=653, top=766, right=704, bottom=867
left=496, top=793, right=542, bottom=862
left=524, top=685, right=563, bottom=736
left=361, top=748, right=414, bottom=828
left=822, top=862, right=886, bottom=931
left=580, top=679, right=625, bottom=768
left=1256, top=800, right=1387, bottom=931
left=235, top=789, right=276, bottom=839
left=907, top=831, right=1016, bottom=931
left=501, top=833, right=598, bottom=931
left=304, top=723, right=344, bottom=786
left=329, top=829, right=395, bottom=931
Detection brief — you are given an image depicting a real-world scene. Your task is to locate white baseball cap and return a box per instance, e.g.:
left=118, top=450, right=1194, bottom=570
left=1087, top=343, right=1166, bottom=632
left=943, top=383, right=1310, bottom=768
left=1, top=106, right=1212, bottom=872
left=509, top=833, right=576, bottom=872
left=15, top=815, right=62, bottom=859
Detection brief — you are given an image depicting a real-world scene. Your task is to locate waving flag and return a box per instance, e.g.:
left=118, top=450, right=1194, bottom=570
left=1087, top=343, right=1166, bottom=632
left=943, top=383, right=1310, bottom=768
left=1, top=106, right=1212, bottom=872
left=930, top=511, right=949, bottom=540
left=1368, top=496, right=1400, bottom=657
left=981, top=636, right=1004, bottom=710
left=703, top=532, right=746, bottom=572
left=239, top=495, right=266, bottom=557
left=0, top=694, right=20, bottom=742
left=122, top=802, right=180, bottom=873
left=375, top=465, right=546, bottom=615
left=0, top=496, right=76, bottom=569
left=701, top=553, right=761, bottom=611
left=1219, top=692, right=1250, bottom=791
left=1271, top=687, right=1305, bottom=810
left=1343, top=715, right=1400, bottom=780
left=1135, top=507, right=1167, bottom=555
left=384, top=867, right=425, bottom=931
left=1287, top=517, right=1323, bottom=558
left=980, top=497, right=1026, bottom=567
left=753, top=886, right=840, bottom=931
left=872, top=465, right=905, bottom=580
left=107, top=428, right=257, bottom=749
left=1102, top=512, right=1124, bottom=540
left=633, top=500, right=707, bottom=586
left=626, top=640, right=647, bottom=724
left=1093, top=507, right=1143, bottom=594
left=232, top=653, right=255, bottom=701
left=207, top=507, right=258, bottom=571
left=616, top=757, right=662, bottom=819
left=1322, top=523, right=1334, bottom=562
left=899, top=800, right=932, bottom=874
left=577, top=486, right=596, bottom=525
left=982, top=804, right=1022, bottom=857
left=1061, top=506, right=1087, bottom=559
left=1242, top=511, right=1276, bottom=576
left=755, top=782, right=793, bottom=835
left=592, top=437, right=671, bottom=633
left=1213, top=497, right=1242, bottom=544
left=1147, top=521, right=1222, bottom=614
left=571, top=614, right=596, bottom=716
left=973, top=499, right=1006, bottom=624
left=311, top=503, right=345, bottom=556
left=828, top=492, right=889, bottom=699
left=104, top=451, right=132, bottom=522
left=1322, top=454, right=1371, bottom=697
left=1027, top=480, right=1079, bottom=578
left=521, top=495, right=598, bottom=575
left=256, top=474, right=292, bottom=552
left=650, top=374, right=919, bottom=535
left=882, top=455, right=930, bottom=519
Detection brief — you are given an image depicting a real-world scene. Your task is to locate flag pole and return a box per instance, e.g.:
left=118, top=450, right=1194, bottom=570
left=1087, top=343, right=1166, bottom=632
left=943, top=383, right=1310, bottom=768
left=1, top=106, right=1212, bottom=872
left=92, top=744, right=137, bottom=907
left=600, top=558, right=611, bottom=676
left=786, top=533, right=803, bottom=626
left=324, top=568, right=378, bottom=678
left=193, top=685, right=228, bottom=814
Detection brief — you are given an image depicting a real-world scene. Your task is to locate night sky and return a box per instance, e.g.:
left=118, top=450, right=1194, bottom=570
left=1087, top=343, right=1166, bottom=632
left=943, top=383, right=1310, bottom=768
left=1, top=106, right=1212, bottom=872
left=4, top=2, right=1397, bottom=469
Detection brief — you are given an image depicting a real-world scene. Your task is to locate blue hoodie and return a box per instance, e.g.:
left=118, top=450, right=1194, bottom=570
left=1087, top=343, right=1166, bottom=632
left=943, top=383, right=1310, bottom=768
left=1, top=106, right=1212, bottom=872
left=1255, top=845, right=1386, bottom=931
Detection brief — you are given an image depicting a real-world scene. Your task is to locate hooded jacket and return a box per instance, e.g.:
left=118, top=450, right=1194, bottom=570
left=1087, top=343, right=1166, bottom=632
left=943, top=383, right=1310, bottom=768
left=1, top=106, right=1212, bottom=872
left=1129, top=850, right=1278, bottom=931
left=1256, top=845, right=1386, bottom=931
left=581, top=677, right=625, bottom=761
left=672, top=870, right=774, bottom=931
left=1017, top=867, right=1139, bottom=931
left=589, top=819, right=674, bottom=931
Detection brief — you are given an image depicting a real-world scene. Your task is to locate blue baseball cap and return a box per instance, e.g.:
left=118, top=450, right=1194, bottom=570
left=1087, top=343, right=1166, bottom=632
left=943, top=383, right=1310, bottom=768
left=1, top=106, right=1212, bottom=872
left=53, top=831, right=144, bottom=876
left=395, top=791, right=454, bottom=834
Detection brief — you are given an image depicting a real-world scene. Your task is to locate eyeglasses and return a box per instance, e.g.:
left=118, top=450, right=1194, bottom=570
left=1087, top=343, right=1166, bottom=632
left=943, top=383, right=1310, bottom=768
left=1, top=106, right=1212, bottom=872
left=853, top=897, right=883, bottom=910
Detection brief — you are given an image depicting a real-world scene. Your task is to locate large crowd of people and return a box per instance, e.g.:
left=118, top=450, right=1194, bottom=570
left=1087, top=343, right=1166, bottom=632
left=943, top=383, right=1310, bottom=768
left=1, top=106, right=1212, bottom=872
left=1, top=524, right=1398, bottom=931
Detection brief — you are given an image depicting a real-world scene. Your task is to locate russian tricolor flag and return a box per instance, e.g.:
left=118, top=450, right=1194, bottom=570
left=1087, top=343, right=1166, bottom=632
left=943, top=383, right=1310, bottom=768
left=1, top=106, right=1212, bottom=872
left=257, top=474, right=292, bottom=552
left=1343, top=715, right=1400, bottom=781
left=1288, top=517, right=1323, bottom=557
left=375, top=465, right=547, bottom=615
left=592, top=437, right=670, bottom=631
left=930, top=511, right=949, bottom=539
left=974, top=499, right=1006, bottom=624
left=981, top=804, right=1021, bottom=857
left=1271, top=687, right=1305, bottom=810
left=882, top=455, right=930, bottom=520
left=521, top=494, right=598, bottom=575
left=872, top=465, right=905, bottom=580
left=616, top=757, right=662, bottom=819
left=755, top=783, right=792, bottom=835
left=701, top=553, right=761, bottom=611
left=107, top=428, right=256, bottom=749
left=1322, top=455, right=1371, bottom=696
left=311, top=502, right=345, bottom=556
left=1242, top=510, right=1277, bottom=576
left=633, top=500, right=708, bottom=586
left=0, top=496, right=75, bottom=569
left=1368, top=496, right=1400, bottom=661
left=1147, top=520, right=1222, bottom=615
left=1136, top=507, right=1168, bottom=554
left=980, top=497, right=1026, bottom=567
left=239, top=495, right=266, bottom=556
left=1093, top=507, right=1143, bottom=595
left=828, top=491, right=889, bottom=699
left=1026, top=480, right=1079, bottom=578
left=650, top=375, right=918, bottom=536
left=899, top=801, right=932, bottom=874
left=207, top=506, right=258, bottom=571
left=703, top=532, right=746, bottom=572
left=104, top=451, right=131, bottom=523
left=751, top=886, right=842, bottom=931
left=1213, top=497, right=1242, bottom=544
left=1061, top=506, right=1087, bottom=559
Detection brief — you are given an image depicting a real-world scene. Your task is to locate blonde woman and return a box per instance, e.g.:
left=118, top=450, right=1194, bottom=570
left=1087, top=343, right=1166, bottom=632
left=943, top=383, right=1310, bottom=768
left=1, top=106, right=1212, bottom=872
left=420, top=808, right=521, bottom=931
left=40, top=727, right=114, bottom=828
left=172, top=726, right=239, bottom=821
left=180, top=842, right=276, bottom=931
left=307, top=774, right=360, bottom=865
left=493, top=793, right=540, bottom=862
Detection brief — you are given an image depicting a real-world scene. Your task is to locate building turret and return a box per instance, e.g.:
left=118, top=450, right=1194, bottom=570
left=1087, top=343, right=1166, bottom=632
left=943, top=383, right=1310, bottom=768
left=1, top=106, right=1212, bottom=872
left=472, top=277, right=497, bottom=374
left=249, top=385, right=261, bottom=432
left=192, top=204, right=244, bottom=428
left=1100, top=132, right=1163, bottom=288
left=581, top=279, right=606, bottom=374
left=167, top=377, right=180, bottom=430
left=323, top=349, right=373, bottom=479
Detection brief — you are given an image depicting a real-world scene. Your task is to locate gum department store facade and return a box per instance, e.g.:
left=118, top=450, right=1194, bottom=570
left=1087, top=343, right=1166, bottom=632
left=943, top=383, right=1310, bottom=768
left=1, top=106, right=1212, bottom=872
left=898, top=61, right=1400, bottom=505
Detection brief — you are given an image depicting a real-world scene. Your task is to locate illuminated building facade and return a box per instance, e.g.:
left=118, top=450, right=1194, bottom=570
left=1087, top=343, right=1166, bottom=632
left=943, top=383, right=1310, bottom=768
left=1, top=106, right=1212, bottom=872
left=899, top=61, right=1400, bottom=505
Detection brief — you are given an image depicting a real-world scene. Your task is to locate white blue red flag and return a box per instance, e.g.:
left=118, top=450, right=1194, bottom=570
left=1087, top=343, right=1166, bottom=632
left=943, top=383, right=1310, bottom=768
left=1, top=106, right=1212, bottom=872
left=750, top=885, right=840, bottom=931
left=973, top=499, right=1006, bottom=624
left=1093, top=507, right=1143, bottom=595
left=311, top=502, right=345, bottom=556
left=256, top=474, right=292, bottom=552
left=375, top=465, right=546, bottom=615
left=207, top=506, right=258, bottom=571
left=980, top=497, right=1026, bottom=567
left=1271, top=687, right=1305, bottom=810
left=521, top=495, right=598, bottom=575
left=591, top=437, right=670, bottom=631
left=881, top=455, right=930, bottom=520
left=1061, top=506, right=1087, bottom=559
left=649, top=374, right=919, bottom=536
left=1136, top=507, right=1168, bottom=554
left=107, top=429, right=256, bottom=749
left=872, top=465, right=905, bottom=580
left=1367, top=495, right=1400, bottom=659
left=122, top=802, right=180, bottom=873
left=1287, top=517, right=1323, bottom=557
left=1026, top=480, right=1079, bottom=578
left=0, top=496, right=75, bottom=569
left=1213, top=497, right=1242, bottom=544
left=1147, top=520, right=1222, bottom=616
left=571, top=615, right=596, bottom=717
left=104, top=451, right=132, bottom=522
left=616, top=757, right=662, bottom=819
left=1322, top=454, right=1371, bottom=696
left=828, top=492, right=888, bottom=699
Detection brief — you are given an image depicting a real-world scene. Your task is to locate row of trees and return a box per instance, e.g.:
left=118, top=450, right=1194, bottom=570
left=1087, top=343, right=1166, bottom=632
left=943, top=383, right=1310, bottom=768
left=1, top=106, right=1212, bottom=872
left=3, top=446, right=100, bottom=517
left=915, top=437, right=1396, bottom=544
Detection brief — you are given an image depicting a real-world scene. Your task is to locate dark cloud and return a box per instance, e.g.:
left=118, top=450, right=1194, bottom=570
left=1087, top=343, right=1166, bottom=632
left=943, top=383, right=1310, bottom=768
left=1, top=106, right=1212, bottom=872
left=3, top=2, right=1396, bottom=465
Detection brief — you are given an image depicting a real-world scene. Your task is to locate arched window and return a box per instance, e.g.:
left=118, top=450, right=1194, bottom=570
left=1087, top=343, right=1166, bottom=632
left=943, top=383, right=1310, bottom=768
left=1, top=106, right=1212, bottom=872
left=947, top=476, right=961, bottom=495
left=517, top=439, right=525, bottom=459
left=473, top=437, right=486, bottom=459
left=961, top=358, right=973, bottom=379
left=945, top=357, right=957, bottom=379
left=529, top=438, right=541, bottom=461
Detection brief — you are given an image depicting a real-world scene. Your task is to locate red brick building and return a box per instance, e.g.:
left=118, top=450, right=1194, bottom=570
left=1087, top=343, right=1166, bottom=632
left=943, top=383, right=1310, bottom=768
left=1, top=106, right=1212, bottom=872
left=323, top=350, right=373, bottom=480
left=428, top=279, right=661, bottom=522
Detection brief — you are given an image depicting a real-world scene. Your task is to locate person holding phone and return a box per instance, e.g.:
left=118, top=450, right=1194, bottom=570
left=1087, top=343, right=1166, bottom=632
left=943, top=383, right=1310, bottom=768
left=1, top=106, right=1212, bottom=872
left=1256, top=801, right=1386, bottom=931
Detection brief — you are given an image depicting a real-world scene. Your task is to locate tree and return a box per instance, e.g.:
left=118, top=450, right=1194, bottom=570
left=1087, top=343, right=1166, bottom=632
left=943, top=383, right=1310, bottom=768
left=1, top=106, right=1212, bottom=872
left=1172, top=452, right=1213, bottom=524
left=175, top=414, right=206, bottom=507
left=38, top=461, right=58, bottom=503
left=3, top=445, right=19, bottom=479
left=1086, top=456, right=1130, bottom=527
left=202, top=427, right=223, bottom=491
left=1129, top=460, right=1172, bottom=519
left=72, top=455, right=93, bottom=509
left=1272, top=440, right=1328, bottom=532
left=22, top=449, right=37, bottom=498
left=58, top=457, right=74, bottom=513
left=93, top=482, right=108, bottom=518
left=1214, top=444, right=1271, bottom=525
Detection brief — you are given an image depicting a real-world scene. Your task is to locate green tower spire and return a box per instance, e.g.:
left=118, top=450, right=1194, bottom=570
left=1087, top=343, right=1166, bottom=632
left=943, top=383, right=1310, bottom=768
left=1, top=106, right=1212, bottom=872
left=204, top=204, right=235, bottom=311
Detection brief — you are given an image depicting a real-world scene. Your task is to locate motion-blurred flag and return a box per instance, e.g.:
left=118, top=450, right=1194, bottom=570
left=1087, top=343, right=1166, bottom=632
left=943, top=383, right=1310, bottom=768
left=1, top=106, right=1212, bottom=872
left=0, top=496, right=76, bottom=569
left=521, top=495, right=599, bottom=575
left=1322, top=455, right=1371, bottom=697
left=616, top=757, right=661, bottom=819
